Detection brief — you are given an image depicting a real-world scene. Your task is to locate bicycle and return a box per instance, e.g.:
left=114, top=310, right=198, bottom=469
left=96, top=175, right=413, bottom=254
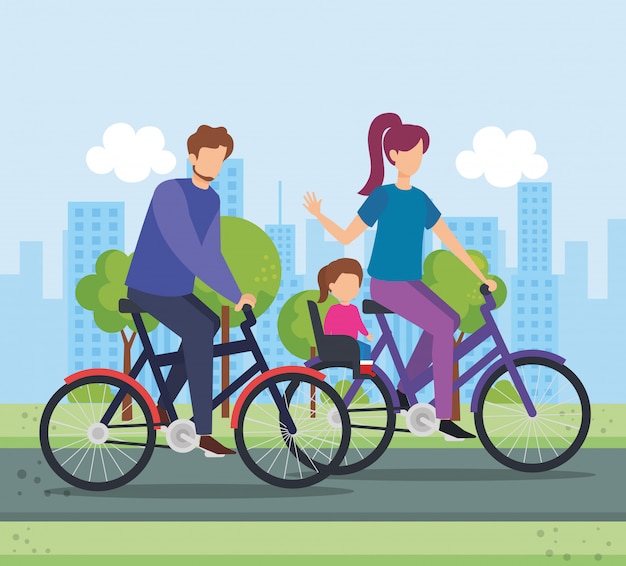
left=40, top=301, right=351, bottom=491
left=305, top=285, right=590, bottom=474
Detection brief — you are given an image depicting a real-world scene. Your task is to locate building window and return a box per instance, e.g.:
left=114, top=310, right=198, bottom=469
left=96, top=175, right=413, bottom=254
left=92, top=209, right=101, bottom=217
left=228, top=168, right=237, bottom=176
left=545, top=307, right=552, bottom=314
left=531, top=321, right=538, bottom=328
left=75, top=334, right=84, bottom=342
left=76, top=265, right=84, bottom=273
left=74, top=348, right=84, bottom=356
left=517, top=293, right=524, bottom=301
left=109, top=348, right=117, bottom=356
left=109, top=209, right=118, bottom=217
left=75, top=222, right=84, bottom=231
left=228, top=208, right=237, bottom=215
left=109, top=223, right=118, bottom=231
left=517, top=335, right=525, bottom=342
left=277, top=348, right=284, bottom=355
left=74, top=250, right=84, bottom=259
left=75, top=208, right=84, bottom=217
left=75, top=320, right=84, bottom=328
left=92, top=236, right=101, bottom=245
left=92, top=222, right=101, bottom=231
left=93, top=334, right=101, bottom=342
left=228, top=195, right=237, bottom=204
left=228, top=181, right=237, bottom=190
left=75, top=236, right=84, bottom=245
left=92, top=348, right=101, bottom=356
left=545, top=294, right=552, bottom=300
left=109, top=237, right=118, bottom=245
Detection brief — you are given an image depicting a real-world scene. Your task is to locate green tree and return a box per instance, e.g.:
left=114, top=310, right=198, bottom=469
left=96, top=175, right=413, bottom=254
left=193, top=217, right=281, bottom=326
left=75, top=250, right=159, bottom=418
left=422, top=249, right=507, bottom=419
left=193, top=217, right=281, bottom=416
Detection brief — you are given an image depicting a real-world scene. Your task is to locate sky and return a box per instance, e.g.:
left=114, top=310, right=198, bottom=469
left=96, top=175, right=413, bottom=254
left=1, top=0, right=625, bottom=298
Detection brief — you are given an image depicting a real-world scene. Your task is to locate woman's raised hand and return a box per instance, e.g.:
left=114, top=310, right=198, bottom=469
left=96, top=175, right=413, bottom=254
left=303, top=192, right=322, bottom=218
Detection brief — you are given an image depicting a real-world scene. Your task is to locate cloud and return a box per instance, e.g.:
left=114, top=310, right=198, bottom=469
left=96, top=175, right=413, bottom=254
left=86, top=123, right=176, bottom=183
left=456, top=127, right=548, bottom=188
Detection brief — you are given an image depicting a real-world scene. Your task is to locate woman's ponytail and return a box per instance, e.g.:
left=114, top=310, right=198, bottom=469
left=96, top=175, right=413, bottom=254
left=358, top=112, right=403, bottom=196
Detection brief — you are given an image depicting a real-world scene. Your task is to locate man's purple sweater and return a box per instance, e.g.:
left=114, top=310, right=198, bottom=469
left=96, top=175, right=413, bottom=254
left=126, top=178, right=241, bottom=303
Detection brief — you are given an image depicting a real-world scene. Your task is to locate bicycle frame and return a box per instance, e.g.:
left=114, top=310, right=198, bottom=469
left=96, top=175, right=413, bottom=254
left=367, top=292, right=566, bottom=416
left=99, top=306, right=300, bottom=432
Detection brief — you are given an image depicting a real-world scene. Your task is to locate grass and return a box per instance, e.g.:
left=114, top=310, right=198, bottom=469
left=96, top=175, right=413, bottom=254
left=1, top=404, right=624, bottom=561
left=2, top=403, right=624, bottom=448
left=0, top=521, right=624, bottom=560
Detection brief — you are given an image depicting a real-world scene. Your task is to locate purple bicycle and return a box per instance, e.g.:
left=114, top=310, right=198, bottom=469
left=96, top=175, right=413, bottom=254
left=306, top=285, right=590, bottom=474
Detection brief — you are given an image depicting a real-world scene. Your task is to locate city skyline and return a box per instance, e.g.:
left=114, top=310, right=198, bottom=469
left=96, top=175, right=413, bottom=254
left=2, top=176, right=624, bottom=404
left=2, top=3, right=625, bottom=301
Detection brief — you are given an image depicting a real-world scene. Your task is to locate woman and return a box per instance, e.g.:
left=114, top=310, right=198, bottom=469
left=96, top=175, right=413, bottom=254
left=303, top=112, right=497, bottom=439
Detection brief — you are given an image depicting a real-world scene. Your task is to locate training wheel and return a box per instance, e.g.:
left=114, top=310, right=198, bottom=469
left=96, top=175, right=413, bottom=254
left=165, top=419, right=199, bottom=453
left=406, top=403, right=439, bottom=437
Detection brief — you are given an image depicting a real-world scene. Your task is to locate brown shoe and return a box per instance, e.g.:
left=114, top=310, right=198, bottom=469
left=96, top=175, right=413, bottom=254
left=156, top=405, right=171, bottom=426
left=199, top=435, right=236, bottom=457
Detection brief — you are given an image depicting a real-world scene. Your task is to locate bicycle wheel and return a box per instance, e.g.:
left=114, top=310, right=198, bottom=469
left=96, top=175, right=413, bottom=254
left=40, top=375, right=156, bottom=490
left=305, top=364, right=396, bottom=475
left=474, top=356, right=590, bottom=472
left=235, top=372, right=350, bottom=488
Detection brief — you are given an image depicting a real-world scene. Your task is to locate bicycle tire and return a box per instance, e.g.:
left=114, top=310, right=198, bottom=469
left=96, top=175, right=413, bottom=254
left=40, top=374, right=156, bottom=491
left=474, top=356, right=590, bottom=472
left=300, top=365, right=396, bottom=475
left=234, top=372, right=350, bottom=488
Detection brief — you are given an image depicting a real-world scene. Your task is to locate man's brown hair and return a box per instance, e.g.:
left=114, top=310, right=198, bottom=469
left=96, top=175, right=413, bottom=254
left=317, top=258, right=363, bottom=303
left=187, top=125, right=234, bottom=158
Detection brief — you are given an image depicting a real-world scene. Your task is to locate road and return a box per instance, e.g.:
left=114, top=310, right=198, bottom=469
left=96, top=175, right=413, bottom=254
left=1, top=448, right=623, bottom=521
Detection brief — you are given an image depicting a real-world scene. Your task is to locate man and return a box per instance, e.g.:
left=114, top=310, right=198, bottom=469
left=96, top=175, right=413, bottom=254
left=126, top=124, right=255, bottom=456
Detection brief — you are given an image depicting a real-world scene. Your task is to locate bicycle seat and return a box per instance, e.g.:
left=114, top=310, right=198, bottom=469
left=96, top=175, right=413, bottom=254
left=307, top=300, right=361, bottom=378
left=119, top=298, right=144, bottom=313
left=362, top=299, right=394, bottom=314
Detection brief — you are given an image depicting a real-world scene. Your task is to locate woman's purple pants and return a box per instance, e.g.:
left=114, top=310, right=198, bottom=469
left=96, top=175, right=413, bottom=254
left=370, top=278, right=460, bottom=419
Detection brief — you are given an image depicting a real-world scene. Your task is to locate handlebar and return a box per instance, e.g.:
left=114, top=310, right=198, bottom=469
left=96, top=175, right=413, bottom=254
left=240, top=304, right=257, bottom=328
left=480, top=284, right=491, bottom=296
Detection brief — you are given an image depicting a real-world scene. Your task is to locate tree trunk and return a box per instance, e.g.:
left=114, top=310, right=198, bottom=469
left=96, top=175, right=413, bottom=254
left=451, top=332, right=465, bottom=421
left=309, top=346, right=317, bottom=418
left=121, top=330, right=136, bottom=421
left=221, top=305, right=230, bottom=418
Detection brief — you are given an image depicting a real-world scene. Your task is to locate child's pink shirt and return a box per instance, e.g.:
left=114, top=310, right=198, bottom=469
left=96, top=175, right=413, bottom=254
left=323, top=303, right=368, bottom=339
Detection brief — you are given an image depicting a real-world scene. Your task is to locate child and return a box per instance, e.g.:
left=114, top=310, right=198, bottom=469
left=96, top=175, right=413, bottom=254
left=317, top=258, right=374, bottom=361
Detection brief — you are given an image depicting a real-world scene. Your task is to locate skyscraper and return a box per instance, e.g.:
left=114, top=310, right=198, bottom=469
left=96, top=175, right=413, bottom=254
left=67, top=202, right=125, bottom=374
left=511, top=182, right=558, bottom=399
left=305, top=219, right=344, bottom=289
left=263, top=183, right=304, bottom=369
left=0, top=242, right=66, bottom=402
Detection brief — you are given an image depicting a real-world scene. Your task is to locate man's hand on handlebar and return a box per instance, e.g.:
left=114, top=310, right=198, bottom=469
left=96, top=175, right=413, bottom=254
left=235, top=293, right=256, bottom=312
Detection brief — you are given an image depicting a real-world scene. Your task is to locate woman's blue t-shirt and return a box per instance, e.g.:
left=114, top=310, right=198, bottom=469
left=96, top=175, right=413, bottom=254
left=358, top=184, right=441, bottom=281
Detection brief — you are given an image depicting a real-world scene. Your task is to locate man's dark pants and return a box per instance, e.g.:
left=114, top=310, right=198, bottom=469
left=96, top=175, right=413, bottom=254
left=128, top=288, right=220, bottom=435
